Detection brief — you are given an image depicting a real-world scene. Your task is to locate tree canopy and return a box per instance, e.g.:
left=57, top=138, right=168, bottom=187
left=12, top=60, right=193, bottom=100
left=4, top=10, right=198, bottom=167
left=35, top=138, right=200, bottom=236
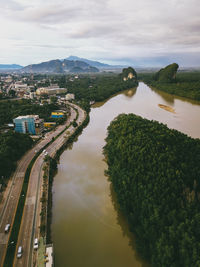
left=58, top=70, right=138, bottom=102
left=0, top=131, right=33, bottom=180
left=0, top=99, right=58, bottom=127
left=103, top=113, right=200, bottom=266
left=139, top=69, right=200, bottom=101
left=154, top=63, right=179, bottom=83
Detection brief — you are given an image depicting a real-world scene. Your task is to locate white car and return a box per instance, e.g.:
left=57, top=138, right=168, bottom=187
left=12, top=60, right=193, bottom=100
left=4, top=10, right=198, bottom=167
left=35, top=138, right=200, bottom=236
left=4, top=224, right=10, bottom=233
left=17, top=246, right=23, bottom=258
left=34, top=238, right=39, bottom=250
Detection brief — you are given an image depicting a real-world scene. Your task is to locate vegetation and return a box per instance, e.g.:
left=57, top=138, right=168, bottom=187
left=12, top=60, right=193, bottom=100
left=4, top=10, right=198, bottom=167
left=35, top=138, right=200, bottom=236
left=0, top=99, right=58, bottom=127
left=0, top=131, right=33, bottom=180
left=58, top=70, right=138, bottom=102
left=139, top=65, right=200, bottom=101
left=154, top=63, right=179, bottom=83
left=46, top=157, right=57, bottom=244
left=103, top=113, right=200, bottom=266
left=120, top=67, right=137, bottom=80
left=40, top=162, right=49, bottom=237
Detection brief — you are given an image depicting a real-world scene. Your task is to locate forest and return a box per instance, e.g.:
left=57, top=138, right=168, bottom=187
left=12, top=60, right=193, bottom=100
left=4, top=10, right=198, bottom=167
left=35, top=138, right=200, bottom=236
left=103, top=113, right=200, bottom=266
left=139, top=67, right=200, bottom=101
left=0, top=131, right=33, bottom=182
left=0, top=99, right=58, bottom=127
left=58, top=69, right=138, bottom=102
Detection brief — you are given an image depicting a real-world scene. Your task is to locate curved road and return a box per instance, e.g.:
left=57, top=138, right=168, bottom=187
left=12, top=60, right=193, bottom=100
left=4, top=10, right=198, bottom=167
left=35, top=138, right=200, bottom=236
left=0, top=103, right=85, bottom=267
left=13, top=103, right=86, bottom=267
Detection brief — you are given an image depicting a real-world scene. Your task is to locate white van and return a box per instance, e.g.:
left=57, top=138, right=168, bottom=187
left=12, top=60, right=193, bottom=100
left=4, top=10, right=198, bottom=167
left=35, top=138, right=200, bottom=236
left=34, top=238, right=39, bottom=250
left=17, top=246, right=23, bottom=258
left=4, top=224, right=10, bottom=233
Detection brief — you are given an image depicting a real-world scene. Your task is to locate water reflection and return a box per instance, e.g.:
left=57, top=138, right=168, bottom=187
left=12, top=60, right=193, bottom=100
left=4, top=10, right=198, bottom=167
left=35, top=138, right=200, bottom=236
left=93, top=87, right=137, bottom=108
left=149, top=86, right=175, bottom=105
left=109, top=184, right=149, bottom=267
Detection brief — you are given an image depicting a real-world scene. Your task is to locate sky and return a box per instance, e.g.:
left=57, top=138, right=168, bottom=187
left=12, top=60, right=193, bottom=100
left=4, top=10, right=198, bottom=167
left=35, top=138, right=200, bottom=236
left=1, top=0, right=200, bottom=67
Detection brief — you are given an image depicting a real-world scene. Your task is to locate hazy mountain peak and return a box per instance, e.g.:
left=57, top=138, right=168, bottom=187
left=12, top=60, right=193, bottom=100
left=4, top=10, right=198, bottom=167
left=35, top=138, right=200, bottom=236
left=65, top=56, right=111, bottom=68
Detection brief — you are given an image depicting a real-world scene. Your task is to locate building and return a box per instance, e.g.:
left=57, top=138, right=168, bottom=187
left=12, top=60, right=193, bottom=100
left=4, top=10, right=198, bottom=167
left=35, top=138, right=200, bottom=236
left=65, top=93, right=75, bottom=101
left=13, top=115, right=44, bottom=135
left=29, top=92, right=36, bottom=99
left=51, top=111, right=64, bottom=118
left=44, top=122, right=56, bottom=128
left=36, top=86, right=67, bottom=96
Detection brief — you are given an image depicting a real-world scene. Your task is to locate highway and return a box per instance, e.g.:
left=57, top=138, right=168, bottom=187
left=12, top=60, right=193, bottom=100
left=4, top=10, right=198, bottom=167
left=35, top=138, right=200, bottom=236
left=0, top=103, right=85, bottom=267
left=12, top=104, right=86, bottom=267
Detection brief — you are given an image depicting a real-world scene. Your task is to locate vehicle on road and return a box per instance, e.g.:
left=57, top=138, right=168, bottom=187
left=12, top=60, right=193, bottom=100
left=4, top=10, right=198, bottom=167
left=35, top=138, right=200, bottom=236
left=17, top=246, right=23, bottom=258
left=34, top=238, right=39, bottom=250
left=4, top=224, right=10, bottom=233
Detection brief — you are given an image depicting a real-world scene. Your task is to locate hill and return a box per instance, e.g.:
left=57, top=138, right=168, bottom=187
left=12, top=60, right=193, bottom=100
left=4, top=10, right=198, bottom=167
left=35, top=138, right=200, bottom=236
left=154, top=63, right=179, bottom=82
left=21, top=59, right=99, bottom=73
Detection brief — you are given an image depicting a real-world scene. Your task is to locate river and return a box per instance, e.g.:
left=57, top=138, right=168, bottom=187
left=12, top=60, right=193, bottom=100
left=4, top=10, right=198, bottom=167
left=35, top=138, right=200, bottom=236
left=52, top=82, right=200, bottom=267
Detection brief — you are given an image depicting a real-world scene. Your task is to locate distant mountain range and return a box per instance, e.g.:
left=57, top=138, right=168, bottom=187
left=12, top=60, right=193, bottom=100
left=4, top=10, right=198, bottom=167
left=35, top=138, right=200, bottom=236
left=0, top=64, right=23, bottom=69
left=0, top=56, right=125, bottom=74
left=21, top=59, right=100, bottom=73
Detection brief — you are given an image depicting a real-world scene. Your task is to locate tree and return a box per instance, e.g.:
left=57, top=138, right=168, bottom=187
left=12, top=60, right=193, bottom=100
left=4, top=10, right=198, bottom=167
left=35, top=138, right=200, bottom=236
left=50, top=96, right=57, bottom=104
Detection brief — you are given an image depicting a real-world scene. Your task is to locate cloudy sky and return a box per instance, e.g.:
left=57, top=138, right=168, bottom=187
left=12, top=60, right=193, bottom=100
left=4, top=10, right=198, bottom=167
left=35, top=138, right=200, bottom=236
left=1, top=0, right=200, bottom=67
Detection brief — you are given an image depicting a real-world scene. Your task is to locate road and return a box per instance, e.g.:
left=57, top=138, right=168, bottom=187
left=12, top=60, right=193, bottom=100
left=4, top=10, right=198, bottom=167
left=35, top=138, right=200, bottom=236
left=12, top=103, right=86, bottom=267
left=0, top=103, right=84, bottom=267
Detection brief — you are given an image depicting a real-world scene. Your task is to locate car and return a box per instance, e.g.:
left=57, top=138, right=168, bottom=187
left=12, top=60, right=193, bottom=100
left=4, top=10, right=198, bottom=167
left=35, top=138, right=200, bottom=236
left=44, top=152, right=48, bottom=156
left=17, top=246, right=23, bottom=258
left=34, top=238, right=39, bottom=250
left=43, top=149, right=46, bottom=153
left=4, top=224, right=10, bottom=233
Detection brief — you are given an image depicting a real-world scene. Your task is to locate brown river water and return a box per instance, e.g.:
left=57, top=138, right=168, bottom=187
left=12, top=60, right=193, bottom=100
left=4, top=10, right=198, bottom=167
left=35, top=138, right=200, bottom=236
left=52, top=82, right=200, bottom=267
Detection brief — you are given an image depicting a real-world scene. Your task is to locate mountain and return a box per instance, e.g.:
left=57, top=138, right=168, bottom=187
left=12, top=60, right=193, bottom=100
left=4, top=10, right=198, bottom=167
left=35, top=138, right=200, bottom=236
left=0, top=64, right=23, bottom=69
left=21, top=59, right=99, bottom=73
left=66, top=56, right=111, bottom=68
left=154, top=63, right=179, bottom=82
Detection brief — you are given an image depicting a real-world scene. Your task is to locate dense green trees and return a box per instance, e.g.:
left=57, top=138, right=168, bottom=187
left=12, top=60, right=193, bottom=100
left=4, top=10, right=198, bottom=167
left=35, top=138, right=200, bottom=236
left=0, top=99, right=58, bottom=127
left=139, top=68, right=200, bottom=101
left=154, top=63, right=179, bottom=83
left=0, top=131, right=33, bottom=180
left=120, top=67, right=138, bottom=80
left=58, top=71, right=138, bottom=102
left=103, top=114, right=200, bottom=266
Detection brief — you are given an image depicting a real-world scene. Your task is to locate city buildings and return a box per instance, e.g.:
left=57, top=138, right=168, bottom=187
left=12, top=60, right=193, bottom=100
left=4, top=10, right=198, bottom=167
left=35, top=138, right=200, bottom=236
left=65, top=93, right=75, bottom=101
left=36, top=86, right=67, bottom=96
left=13, top=115, right=44, bottom=135
left=51, top=111, right=64, bottom=118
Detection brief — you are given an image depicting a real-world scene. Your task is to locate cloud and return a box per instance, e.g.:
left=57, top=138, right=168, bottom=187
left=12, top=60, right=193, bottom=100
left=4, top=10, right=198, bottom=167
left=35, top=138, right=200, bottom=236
left=0, top=0, right=200, bottom=66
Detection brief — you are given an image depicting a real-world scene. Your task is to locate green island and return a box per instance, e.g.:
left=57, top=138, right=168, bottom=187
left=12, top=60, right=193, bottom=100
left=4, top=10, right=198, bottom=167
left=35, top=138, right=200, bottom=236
left=103, top=113, right=200, bottom=266
left=139, top=63, right=200, bottom=101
